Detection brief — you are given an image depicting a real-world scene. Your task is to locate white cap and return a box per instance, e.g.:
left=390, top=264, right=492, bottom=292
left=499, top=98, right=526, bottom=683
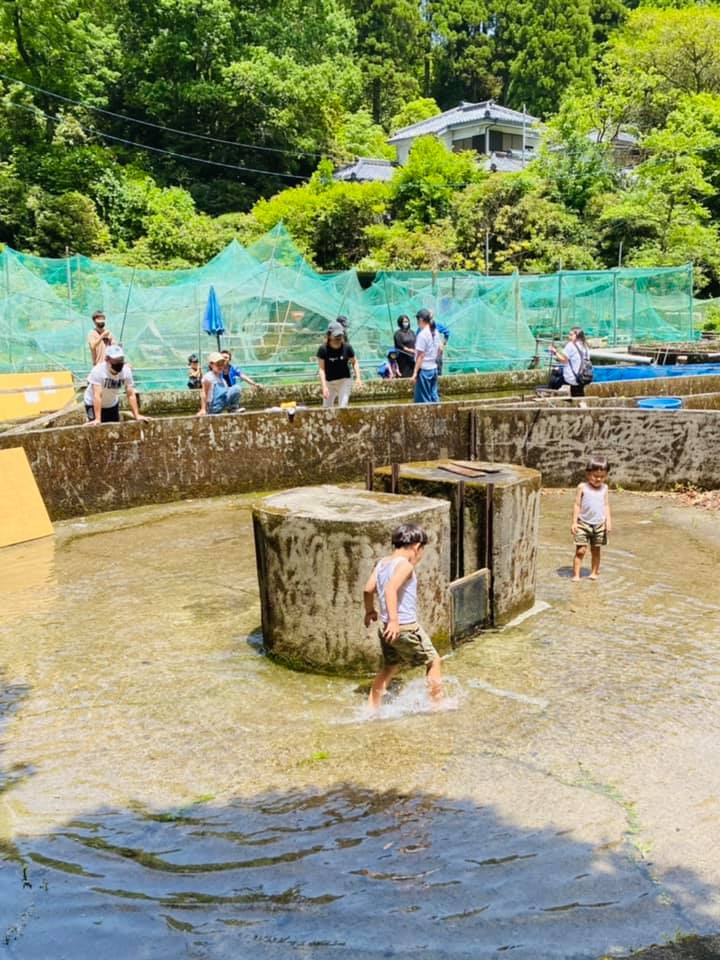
left=106, top=344, right=124, bottom=360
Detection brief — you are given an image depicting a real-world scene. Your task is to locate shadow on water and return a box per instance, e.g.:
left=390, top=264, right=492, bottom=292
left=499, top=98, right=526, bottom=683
left=0, top=784, right=717, bottom=959
left=0, top=672, right=33, bottom=802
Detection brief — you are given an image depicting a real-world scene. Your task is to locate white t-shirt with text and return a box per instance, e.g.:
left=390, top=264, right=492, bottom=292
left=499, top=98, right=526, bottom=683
left=84, top=361, right=134, bottom=408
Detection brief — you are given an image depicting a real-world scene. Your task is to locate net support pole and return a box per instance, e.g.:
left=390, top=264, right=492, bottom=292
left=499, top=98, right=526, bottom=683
left=513, top=269, right=521, bottom=353
left=65, top=247, right=81, bottom=367
left=612, top=270, right=618, bottom=346
left=4, top=252, right=11, bottom=369
left=688, top=263, right=694, bottom=340
left=557, top=271, right=563, bottom=342
left=195, top=285, right=201, bottom=363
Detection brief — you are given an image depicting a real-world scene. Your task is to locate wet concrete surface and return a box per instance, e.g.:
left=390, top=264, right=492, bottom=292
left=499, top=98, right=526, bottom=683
left=1, top=490, right=719, bottom=958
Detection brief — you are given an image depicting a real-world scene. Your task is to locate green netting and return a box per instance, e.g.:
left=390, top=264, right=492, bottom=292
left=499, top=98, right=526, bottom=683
left=0, top=223, right=697, bottom=389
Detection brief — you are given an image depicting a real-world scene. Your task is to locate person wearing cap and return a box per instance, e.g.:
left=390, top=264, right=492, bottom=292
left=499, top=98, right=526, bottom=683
left=377, top=348, right=401, bottom=380
left=317, top=321, right=361, bottom=408
left=87, top=310, right=115, bottom=366
left=83, top=344, right=149, bottom=425
left=197, top=351, right=244, bottom=416
left=412, top=308, right=441, bottom=404
left=187, top=354, right=202, bottom=390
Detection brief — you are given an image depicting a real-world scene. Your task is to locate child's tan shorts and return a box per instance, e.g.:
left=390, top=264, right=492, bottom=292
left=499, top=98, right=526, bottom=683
left=574, top=519, right=607, bottom=547
left=378, top=623, right=439, bottom=667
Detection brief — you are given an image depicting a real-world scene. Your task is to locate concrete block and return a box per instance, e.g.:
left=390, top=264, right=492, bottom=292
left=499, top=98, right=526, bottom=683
left=252, top=485, right=451, bottom=675
left=375, top=460, right=541, bottom=626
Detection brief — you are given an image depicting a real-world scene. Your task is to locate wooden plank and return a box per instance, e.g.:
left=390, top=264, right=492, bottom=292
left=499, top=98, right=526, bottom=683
left=0, top=371, right=75, bottom=423
left=0, top=447, right=53, bottom=548
left=439, top=463, right=488, bottom=478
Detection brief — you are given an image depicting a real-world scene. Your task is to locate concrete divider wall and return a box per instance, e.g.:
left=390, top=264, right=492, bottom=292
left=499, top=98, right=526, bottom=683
left=0, top=404, right=471, bottom=520
left=2, top=401, right=719, bottom=520
left=474, top=407, right=720, bottom=489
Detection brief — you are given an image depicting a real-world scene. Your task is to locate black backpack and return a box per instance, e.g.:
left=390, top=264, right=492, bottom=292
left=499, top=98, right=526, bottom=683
left=571, top=348, right=594, bottom=386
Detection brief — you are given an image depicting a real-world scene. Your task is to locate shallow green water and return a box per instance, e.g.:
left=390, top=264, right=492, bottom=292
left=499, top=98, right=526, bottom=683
left=1, top=490, right=720, bottom=958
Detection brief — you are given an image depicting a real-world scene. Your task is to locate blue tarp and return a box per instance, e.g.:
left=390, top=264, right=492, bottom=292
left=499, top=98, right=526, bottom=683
left=594, top=363, right=720, bottom=382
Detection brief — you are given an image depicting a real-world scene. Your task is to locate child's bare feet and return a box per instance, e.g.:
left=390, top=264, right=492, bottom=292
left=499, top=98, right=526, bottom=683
left=588, top=573, right=599, bottom=580
left=571, top=575, right=581, bottom=582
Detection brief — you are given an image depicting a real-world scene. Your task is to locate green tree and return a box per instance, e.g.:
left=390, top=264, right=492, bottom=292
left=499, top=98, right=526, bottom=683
left=452, top=172, right=598, bottom=272
left=332, top=110, right=395, bottom=162
left=342, top=0, right=425, bottom=123
left=425, top=0, right=499, bottom=107
left=596, top=103, right=720, bottom=287
left=360, top=220, right=460, bottom=270
left=389, top=98, right=442, bottom=135
left=501, top=0, right=594, bottom=117
left=596, top=4, right=720, bottom=132
left=390, top=135, right=482, bottom=227
left=250, top=163, right=390, bottom=268
left=535, top=99, right=618, bottom=213
left=30, top=190, right=109, bottom=256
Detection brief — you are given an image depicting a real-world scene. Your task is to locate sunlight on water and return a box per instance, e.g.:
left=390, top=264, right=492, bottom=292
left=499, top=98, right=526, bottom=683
left=2, top=489, right=720, bottom=957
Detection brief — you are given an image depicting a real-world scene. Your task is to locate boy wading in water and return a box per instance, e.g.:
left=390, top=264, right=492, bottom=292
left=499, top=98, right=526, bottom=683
left=571, top=456, right=612, bottom=581
left=363, top=524, right=443, bottom=711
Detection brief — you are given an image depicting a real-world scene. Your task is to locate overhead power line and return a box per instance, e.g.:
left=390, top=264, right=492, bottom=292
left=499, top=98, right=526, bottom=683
left=5, top=100, right=308, bottom=181
left=0, top=70, right=333, bottom=161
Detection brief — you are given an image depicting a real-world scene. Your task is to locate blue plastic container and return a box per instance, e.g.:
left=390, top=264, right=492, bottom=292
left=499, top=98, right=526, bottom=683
left=636, top=396, right=683, bottom=410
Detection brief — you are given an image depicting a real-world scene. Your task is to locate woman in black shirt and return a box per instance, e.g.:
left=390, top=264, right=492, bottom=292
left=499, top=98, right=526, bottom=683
left=317, top=320, right=362, bottom=407
left=393, top=314, right=416, bottom=378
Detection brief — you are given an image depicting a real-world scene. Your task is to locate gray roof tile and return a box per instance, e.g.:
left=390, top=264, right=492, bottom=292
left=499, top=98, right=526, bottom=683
left=388, top=100, right=540, bottom=144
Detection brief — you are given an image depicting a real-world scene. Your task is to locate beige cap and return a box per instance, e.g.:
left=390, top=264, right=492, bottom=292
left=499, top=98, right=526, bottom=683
left=208, top=351, right=225, bottom=363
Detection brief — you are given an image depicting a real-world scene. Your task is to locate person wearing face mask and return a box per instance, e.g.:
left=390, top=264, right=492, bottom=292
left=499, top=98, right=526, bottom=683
left=83, top=344, right=149, bottom=426
left=393, top=315, right=416, bottom=378
left=87, top=310, right=115, bottom=366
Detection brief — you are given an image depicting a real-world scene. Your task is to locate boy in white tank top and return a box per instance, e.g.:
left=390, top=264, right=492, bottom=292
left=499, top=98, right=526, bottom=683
left=363, top=523, right=443, bottom=711
left=571, top=455, right=612, bottom=581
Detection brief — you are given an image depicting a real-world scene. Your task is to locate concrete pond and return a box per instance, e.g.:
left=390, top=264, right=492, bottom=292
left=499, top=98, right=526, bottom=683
left=1, top=488, right=720, bottom=958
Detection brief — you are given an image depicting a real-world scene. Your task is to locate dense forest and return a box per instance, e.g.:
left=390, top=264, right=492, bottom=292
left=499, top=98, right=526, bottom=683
left=2, top=0, right=720, bottom=290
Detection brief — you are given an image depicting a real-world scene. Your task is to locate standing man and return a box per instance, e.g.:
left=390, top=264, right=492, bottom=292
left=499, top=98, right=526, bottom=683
left=87, top=310, right=115, bottom=366
left=83, top=344, right=149, bottom=426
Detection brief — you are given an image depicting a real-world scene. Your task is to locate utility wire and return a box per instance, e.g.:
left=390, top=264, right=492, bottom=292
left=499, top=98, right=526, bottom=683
left=0, top=70, right=336, bottom=161
left=6, top=100, right=308, bottom=180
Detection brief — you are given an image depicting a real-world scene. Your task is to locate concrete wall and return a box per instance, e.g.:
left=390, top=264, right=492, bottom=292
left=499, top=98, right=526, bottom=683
left=0, top=403, right=472, bottom=520
left=474, top=406, right=720, bottom=489
left=3, top=399, right=720, bottom=521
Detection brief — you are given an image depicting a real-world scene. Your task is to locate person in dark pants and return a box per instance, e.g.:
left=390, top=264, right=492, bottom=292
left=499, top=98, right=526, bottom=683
left=551, top=327, right=591, bottom=397
left=84, top=344, right=149, bottom=425
left=393, top=315, right=416, bottom=378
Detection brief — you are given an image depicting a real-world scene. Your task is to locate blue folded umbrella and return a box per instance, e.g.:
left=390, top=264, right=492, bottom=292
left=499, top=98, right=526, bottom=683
left=203, top=286, right=225, bottom=350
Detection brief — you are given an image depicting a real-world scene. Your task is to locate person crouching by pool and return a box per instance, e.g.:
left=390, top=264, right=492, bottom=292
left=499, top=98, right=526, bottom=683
left=377, top=348, right=401, bottom=379
left=317, top=320, right=362, bottom=408
left=411, top=308, right=441, bottom=403
left=197, top=351, right=244, bottom=416
left=84, top=344, right=149, bottom=426
left=220, top=349, right=262, bottom=392
left=363, top=523, right=443, bottom=712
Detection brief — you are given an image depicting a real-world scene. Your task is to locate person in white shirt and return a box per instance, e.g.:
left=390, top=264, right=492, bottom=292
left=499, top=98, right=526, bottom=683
left=551, top=327, right=590, bottom=397
left=411, top=308, right=441, bottom=404
left=83, top=344, right=149, bottom=426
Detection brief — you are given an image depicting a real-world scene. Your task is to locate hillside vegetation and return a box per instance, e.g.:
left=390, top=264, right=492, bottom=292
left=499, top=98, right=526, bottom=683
left=2, top=1, right=720, bottom=290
